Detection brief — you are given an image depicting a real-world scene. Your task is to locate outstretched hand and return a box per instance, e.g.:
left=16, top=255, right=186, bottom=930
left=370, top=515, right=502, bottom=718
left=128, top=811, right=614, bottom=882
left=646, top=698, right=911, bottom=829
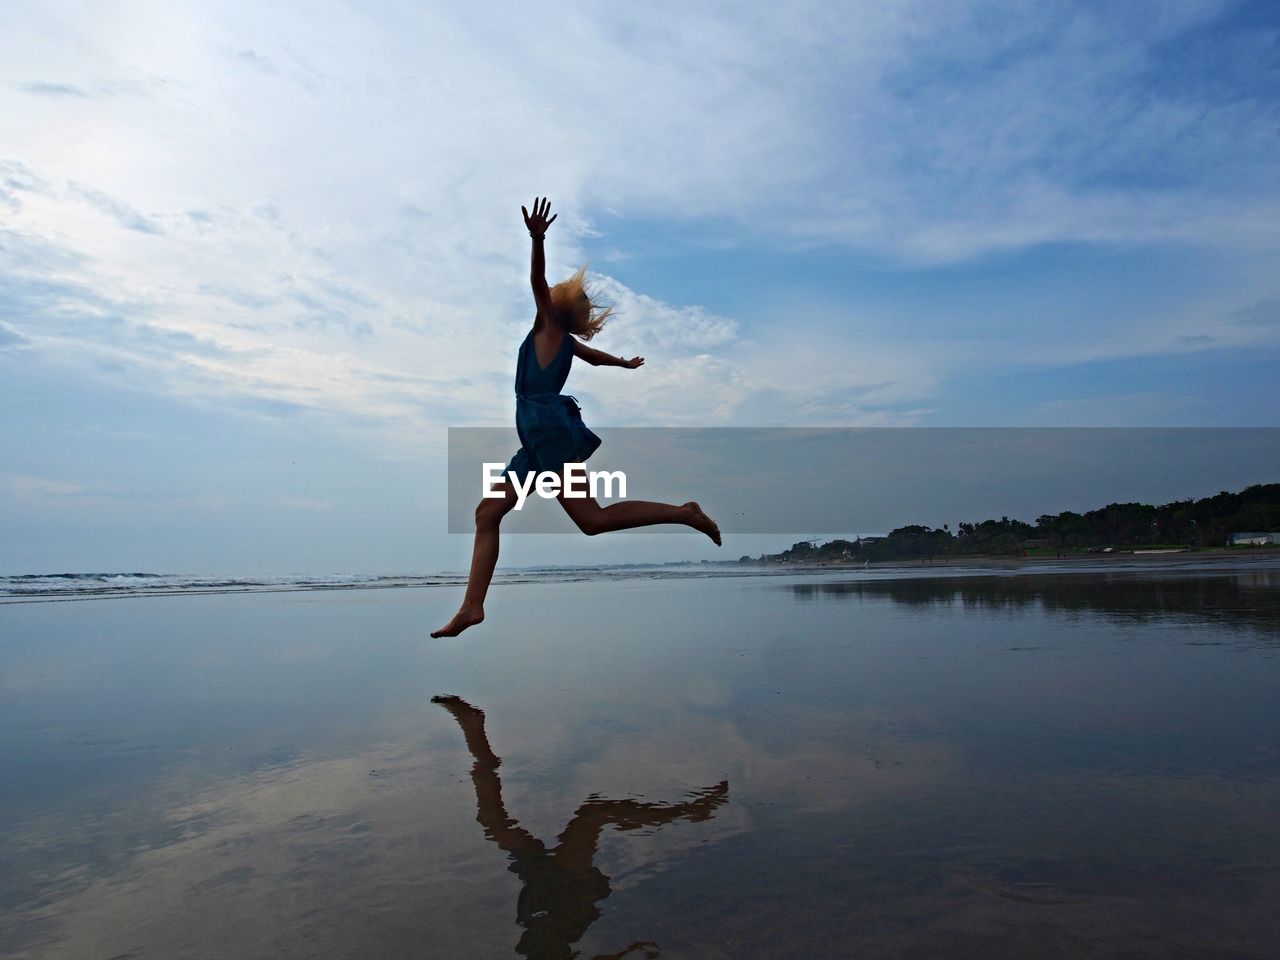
left=622, top=356, right=645, bottom=369
left=522, top=196, right=557, bottom=237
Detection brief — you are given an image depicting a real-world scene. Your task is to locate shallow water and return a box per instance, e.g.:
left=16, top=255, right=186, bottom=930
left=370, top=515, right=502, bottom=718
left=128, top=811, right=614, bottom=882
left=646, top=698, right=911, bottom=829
left=2, top=565, right=1278, bottom=958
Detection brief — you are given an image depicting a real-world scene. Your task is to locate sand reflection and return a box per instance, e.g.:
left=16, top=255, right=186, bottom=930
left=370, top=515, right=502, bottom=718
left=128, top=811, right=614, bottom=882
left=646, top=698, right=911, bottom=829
left=434, top=695, right=728, bottom=960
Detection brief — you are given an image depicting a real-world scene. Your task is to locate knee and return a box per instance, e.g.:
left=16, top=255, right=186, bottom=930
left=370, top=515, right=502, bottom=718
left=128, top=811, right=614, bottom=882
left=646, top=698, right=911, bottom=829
left=572, top=511, right=605, bottom=536
left=475, top=498, right=509, bottom=530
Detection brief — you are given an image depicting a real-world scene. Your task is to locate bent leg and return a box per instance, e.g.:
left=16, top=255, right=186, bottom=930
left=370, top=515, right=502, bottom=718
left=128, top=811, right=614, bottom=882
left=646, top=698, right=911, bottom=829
left=552, top=780, right=729, bottom=873
left=556, top=467, right=720, bottom=544
left=431, top=480, right=519, bottom=637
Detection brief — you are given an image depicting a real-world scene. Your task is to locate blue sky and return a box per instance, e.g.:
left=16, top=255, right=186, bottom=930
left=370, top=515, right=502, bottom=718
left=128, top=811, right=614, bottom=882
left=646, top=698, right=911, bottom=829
left=2, top=0, right=1279, bottom=574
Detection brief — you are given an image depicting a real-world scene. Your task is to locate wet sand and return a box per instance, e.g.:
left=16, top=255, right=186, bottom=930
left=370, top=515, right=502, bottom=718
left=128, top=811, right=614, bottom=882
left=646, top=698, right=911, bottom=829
left=2, top=563, right=1279, bottom=958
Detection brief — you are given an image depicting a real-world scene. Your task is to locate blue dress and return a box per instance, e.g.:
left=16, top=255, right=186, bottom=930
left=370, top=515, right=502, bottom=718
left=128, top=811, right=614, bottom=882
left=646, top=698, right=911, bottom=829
left=504, top=327, right=601, bottom=482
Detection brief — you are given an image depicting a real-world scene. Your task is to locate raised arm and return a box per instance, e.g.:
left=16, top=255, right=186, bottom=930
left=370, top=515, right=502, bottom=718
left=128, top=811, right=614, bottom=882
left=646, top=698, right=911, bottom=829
left=573, top=338, right=645, bottom=369
left=522, top=197, right=557, bottom=329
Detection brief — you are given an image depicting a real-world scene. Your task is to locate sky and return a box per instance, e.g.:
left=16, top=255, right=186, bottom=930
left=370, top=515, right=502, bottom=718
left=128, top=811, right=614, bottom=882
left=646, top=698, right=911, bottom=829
left=2, top=0, right=1279, bottom=574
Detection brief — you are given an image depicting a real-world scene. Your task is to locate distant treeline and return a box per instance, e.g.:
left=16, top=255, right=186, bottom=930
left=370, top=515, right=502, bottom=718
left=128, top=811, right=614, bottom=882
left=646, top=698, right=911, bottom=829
left=752, top=482, right=1280, bottom=563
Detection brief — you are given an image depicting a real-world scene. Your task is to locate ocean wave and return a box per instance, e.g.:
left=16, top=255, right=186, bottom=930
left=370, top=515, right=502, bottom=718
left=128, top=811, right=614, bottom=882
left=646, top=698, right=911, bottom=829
left=0, top=566, right=772, bottom=602
left=12, top=556, right=1264, bottom=603
left=0, top=572, right=460, bottom=601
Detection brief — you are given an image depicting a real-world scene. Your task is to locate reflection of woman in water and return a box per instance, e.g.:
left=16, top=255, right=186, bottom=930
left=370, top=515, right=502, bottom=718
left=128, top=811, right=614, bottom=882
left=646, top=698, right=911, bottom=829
left=433, top=695, right=728, bottom=959
left=431, top=198, right=721, bottom=638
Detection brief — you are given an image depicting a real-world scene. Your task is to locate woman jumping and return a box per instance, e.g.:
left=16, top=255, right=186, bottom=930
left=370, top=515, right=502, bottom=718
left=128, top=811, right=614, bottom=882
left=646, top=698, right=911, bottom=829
left=431, top=197, right=720, bottom=638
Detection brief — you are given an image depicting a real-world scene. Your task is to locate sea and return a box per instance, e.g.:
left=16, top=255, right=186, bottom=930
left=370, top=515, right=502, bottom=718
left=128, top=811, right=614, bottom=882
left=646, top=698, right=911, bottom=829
left=2, top=558, right=1278, bottom=958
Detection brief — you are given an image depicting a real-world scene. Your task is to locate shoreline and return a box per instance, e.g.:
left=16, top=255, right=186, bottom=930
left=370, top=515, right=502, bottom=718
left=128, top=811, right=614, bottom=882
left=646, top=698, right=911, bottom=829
left=4, top=550, right=1279, bottom=605
left=751, top=546, right=1280, bottom=571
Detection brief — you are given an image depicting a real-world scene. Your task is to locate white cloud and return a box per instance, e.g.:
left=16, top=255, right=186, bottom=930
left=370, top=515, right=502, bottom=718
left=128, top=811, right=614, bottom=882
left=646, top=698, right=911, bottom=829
left=0, top=321, right=29, bottom=349
left=1012, top=391, right=1188, bottom=427
left=589, top=275, right=739, bottom=352
left=1, top=0, right=1277, bottom=444
left=3, top=472, right=94, bottom=499
left=6, top=0, right=1278, bottom=261
left=14, top=80, right=89, bottom=97
left=2, top=173, right=941, bottom=435
left=278, top=497, right=335, bottom=512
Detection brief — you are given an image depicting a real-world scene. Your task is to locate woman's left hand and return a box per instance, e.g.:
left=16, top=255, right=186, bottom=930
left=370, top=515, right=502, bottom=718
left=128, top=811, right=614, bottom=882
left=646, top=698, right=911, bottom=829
left=622, top=356, right=645, bottom=369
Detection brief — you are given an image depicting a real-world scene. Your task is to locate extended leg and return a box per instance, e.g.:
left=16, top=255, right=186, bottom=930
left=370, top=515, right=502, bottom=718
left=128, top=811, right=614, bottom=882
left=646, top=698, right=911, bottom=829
left=431, top=480, right=518, bottom=637
left=556, top=468, right=720, bottom=544
left=432, top=696, right=545, bottom=854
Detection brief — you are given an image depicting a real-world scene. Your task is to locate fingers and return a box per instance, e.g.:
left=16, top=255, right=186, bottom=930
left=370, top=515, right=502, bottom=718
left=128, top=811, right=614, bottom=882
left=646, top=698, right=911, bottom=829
left=523, top=197, right=554, bottom=230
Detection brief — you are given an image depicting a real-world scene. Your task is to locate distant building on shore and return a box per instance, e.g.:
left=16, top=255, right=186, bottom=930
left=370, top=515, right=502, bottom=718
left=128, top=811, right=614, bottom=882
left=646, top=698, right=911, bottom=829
left=1228, top=532, right=1280, bottom=546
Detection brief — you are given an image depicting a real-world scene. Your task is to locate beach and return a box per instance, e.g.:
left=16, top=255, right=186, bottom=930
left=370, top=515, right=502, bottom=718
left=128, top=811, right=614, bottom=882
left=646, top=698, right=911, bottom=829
left=3, top=561, right=1279, bottom=958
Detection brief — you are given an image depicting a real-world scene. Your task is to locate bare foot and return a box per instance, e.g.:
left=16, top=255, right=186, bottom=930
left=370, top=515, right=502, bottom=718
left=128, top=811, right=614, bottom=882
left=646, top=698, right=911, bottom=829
left=430, top=605, right=484, bottom=638
left=684, top=501, right=721, bottom=546
left=431, top=694, right=478, bottom=717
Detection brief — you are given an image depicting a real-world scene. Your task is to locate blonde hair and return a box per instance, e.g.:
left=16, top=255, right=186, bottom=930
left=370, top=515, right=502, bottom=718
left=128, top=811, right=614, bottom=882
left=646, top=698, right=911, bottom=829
left=549, top=266, right=614, bottom=341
